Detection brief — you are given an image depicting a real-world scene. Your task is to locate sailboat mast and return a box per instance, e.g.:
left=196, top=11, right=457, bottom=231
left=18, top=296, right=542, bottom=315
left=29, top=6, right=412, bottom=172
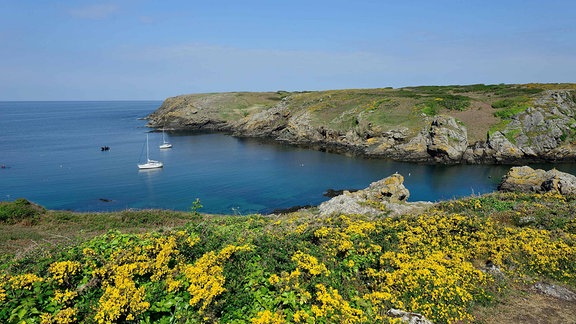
left=146, top=134, right=150, bottom=161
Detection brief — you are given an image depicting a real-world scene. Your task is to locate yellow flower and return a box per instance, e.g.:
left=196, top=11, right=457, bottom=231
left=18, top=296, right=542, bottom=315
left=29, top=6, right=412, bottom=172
left=292, top=251, right=330, bottom=276
left=184, top=245, right=252, bottom=311
left=49, top=261, right=82, bottom=285
left=9, top=273, right=43, bottom=290
left=268, top=274, right=280, bottom=285
left=53, top=289, right=78, bottom=305
left=313, top=284, right=365, bottom=323
left=293, top=310, right=310, bottom=323
left=41, top=307, right=77, bottom=324
left=251, top=310, right=286, bottom=324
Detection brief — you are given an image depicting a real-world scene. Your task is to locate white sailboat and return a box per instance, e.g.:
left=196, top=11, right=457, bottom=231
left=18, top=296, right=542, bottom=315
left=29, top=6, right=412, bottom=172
left=138, top=134, right=163, bottom=169
left=159, top=128, right=172, bottom=149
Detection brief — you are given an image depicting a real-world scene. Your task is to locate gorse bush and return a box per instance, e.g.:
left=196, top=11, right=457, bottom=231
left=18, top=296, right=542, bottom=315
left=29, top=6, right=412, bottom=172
left=0, top=192, right=575, bottom=323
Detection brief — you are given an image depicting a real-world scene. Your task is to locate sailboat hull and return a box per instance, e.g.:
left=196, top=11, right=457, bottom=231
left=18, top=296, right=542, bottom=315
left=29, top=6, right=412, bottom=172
left=138, top=159, right=163, bottom=169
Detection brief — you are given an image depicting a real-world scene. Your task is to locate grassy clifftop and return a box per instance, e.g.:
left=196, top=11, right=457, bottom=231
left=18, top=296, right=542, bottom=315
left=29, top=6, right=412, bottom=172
left=151, top=83, right=576, bottom=143
left=149, top=83, right=576, bottom=164
left=1, top=191, right=575, bottom=323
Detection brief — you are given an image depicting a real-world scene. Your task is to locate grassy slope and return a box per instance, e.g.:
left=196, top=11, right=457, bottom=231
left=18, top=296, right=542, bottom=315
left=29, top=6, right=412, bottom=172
left=160, top=84, right=576, bottom=143
left=0, top=192, right=575, bottom=323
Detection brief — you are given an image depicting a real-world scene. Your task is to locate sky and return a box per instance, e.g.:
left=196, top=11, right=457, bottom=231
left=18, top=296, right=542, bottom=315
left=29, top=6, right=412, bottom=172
left=1, top=0, right=575, bottom=100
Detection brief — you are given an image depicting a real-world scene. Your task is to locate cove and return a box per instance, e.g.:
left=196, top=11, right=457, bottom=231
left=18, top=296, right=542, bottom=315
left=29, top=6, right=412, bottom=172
left=136, top=132, right=513, bottom=214
left=1, top=101, right=574, bottom=215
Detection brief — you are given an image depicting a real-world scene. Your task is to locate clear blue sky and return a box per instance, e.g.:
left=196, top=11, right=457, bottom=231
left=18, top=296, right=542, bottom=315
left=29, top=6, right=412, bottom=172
left=1, top=0, right=575, bottom=100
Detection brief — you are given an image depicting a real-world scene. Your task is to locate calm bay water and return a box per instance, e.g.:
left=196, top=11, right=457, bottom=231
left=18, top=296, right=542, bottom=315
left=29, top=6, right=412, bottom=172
left=1, top=101, right=573, bottom=215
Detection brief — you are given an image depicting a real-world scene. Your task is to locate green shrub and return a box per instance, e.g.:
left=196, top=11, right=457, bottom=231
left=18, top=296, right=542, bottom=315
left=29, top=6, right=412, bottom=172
left=493, top=105, right=529, bottom=119
left=418, top=102, right=439, bottom=116
left=437, top=94, right=471, bottom=111
left=0, top=198, right=45, bottom=223
left=491, top=98, right=516, bottom=109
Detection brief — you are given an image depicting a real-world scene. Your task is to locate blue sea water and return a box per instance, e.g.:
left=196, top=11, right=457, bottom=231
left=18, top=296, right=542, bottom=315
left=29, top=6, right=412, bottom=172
left=1, top=101, right=573, bottom=215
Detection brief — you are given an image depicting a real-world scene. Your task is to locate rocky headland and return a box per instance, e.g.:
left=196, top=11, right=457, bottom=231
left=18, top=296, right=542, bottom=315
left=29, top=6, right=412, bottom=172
left=147, top=84, right=576, bottom=164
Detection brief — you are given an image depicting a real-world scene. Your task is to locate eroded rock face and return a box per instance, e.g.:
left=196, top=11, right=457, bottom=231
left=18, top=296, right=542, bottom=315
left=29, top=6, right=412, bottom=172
left=468, top=90, right=576, bottom=163
left=318, top=173, right=432, bottom=217
left=498, top=166, right=576, bottom=194
left=371, top=116, right=468, bottom=164
left=426, top=115, right=468, bottom=163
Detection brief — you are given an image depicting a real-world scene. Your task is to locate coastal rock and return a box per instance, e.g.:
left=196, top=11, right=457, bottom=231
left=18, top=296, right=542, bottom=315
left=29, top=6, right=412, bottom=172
left=386, top=308, right=434, bottom=324
left=318, top=173, right=432, bottom=217
left=486, top=132, right=524, bottom=162
left=425, top=115, right=468, bottom=163
left=498, top=166, right=576, bottom=194
left=147, top=93, right=233, bottom=131
left=365, top=173, right=410, bottom=203
left=541, top=168, right=576, bottom=195
left=233, top=100, right=290, bottom=136
left=533, top=282, right=576, bottom=302
left=468, top=90, right=576, bottom=163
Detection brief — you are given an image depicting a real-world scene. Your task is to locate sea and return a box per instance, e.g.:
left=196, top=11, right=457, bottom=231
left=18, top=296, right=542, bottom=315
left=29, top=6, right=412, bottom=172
left=1, top=101, right=573, bottom=215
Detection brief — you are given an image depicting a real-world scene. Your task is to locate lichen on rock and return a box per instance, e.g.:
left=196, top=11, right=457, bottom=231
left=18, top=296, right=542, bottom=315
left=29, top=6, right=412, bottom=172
left=318, top=173, right=432, bottom=217
left=498, top=165, right=576, bottom=194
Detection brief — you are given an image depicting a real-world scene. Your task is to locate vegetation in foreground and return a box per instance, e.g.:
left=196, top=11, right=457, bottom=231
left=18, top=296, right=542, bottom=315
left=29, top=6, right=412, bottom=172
left=0, top=192, right=575, bottom=323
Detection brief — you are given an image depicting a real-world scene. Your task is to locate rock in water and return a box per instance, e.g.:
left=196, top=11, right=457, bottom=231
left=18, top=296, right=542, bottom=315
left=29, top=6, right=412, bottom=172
left=498, top=166, right=576, bottom=194
left=365, top=173, right=410, bottom=203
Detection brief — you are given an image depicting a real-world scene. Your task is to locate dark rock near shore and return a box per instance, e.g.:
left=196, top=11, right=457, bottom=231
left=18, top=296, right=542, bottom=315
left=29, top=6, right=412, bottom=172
left=323, top=188, right=359, bottom=198
left=271, top=205, right=313, bottom=214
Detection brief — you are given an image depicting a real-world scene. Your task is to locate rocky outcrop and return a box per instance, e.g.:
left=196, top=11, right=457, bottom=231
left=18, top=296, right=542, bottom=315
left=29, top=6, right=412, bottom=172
left=147, top=88, right=576, bottom=164
left=425, top=115, right=468, bottom=163
left=533, top=282, right=576, bottom=302
left=386, top=309, right=434, bottom=324
left=318, top=173, right=432, bottom=217
left=498, top=166, right=576, bottom=194
left=465, top=90, right=576, bottom=163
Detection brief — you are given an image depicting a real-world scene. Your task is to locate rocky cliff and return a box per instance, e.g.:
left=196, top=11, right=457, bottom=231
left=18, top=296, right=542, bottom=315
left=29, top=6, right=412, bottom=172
left=147, top=84, right=576, bottom=164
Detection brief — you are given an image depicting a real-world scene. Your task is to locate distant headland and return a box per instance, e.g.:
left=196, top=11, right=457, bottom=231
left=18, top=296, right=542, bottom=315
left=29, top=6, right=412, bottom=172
left=146, top=83, right=576, bottom=164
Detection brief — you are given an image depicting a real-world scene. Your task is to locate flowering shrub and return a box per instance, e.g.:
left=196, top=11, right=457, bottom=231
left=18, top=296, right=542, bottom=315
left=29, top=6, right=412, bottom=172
left=0, top=192, right=574, bottom=323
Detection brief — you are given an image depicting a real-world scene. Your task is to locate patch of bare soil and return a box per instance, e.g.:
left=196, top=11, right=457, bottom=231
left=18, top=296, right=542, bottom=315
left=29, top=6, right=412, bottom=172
left=450, top=102, right=499, bottom=143
left=474, top=288, right=576, bottom=324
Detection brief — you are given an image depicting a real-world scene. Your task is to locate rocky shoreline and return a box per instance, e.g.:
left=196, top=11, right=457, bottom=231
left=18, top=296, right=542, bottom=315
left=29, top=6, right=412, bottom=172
left=305, top=166, right=576, bottom=218
left=146, top=86, right=576, bottom=165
